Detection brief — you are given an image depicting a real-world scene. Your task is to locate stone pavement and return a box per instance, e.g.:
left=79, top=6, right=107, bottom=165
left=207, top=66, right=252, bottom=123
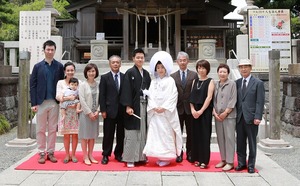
left=0, top=143, right=299, bottom=186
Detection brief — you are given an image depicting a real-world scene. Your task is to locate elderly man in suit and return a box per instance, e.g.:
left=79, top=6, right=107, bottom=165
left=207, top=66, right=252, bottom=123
left=99, top=55, right=125, bottom=164
left=235, top=59, right=265, bottom=173
left=171, top=51, right=198, bottom=163
left=30, top=40, right=64, bottom=164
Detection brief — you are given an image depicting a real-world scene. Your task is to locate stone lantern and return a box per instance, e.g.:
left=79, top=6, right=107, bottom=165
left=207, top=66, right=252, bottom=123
left=238, top=0, right=259, bottom=34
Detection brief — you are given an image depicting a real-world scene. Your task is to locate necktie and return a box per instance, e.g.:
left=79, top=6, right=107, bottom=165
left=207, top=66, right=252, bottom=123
left=114, top=74, right=119, bottom=91
left=242, top=79, right=247, bottom=96
left=182, top=71, right=186, bottom=87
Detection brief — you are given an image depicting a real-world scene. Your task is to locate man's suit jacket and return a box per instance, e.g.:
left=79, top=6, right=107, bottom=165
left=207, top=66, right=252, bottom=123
left=236, top=76, right=265, bottom=124
left=30, top=59, right=64, bottom=106
left=171, top=69, right=198, bottom=115
left=99, top=71, right=125, bottom=119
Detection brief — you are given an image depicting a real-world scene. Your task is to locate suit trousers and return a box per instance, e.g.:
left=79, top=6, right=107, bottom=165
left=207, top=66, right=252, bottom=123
left=215, top=118, right=236, bottom=164
left=179, top=112, right=193, bottom=154
left=236, top=115, right=258, bottom=168
left=36, top=100, right=59, bottom=153
left=102, top=116, right=124, bottom=157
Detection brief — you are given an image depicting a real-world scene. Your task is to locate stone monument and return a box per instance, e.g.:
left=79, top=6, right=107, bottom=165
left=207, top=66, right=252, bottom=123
left=198, top=39, right=216, bottom=60
left=89, top=40, right=108, bottom=63
left=198, top=39, right=219, bottom=74
left=88, top=39, right=110, bottom=75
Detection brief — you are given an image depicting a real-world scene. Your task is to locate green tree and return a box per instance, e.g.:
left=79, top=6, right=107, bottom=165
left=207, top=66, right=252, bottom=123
left=254, top=0, right=300, bottom=38
left=0, top=0, right=18, bottom=40
left=254, top=0, right=300, bottom=9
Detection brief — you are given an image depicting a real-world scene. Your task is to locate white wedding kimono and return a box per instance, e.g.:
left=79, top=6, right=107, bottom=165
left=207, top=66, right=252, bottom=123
left=143, top=76, right=182, bottom=160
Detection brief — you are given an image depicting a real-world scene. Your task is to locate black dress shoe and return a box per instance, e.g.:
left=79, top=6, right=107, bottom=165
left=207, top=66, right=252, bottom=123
left=187, top=152, right=193, bottom=163
left=115, top=156, right=123, bottom=162
left=101, top=156, right=109, bottom=165
left=235, top=165, right=247, bottom=171
left=248, top=167, right=255, bottom=174
left=176, top=151, right=183, bottom=163
left=176, top=155, right=183, bottom=163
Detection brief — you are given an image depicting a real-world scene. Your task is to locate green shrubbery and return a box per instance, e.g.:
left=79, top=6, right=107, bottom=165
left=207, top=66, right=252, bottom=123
left=0, top=114, right=11, bottom=135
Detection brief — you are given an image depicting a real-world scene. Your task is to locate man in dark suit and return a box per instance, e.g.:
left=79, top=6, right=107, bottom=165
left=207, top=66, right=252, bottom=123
left=99, top=55, right=125, bottom=164
left=171, top=51, right=198, bottom=163
left=30, top=40, right=64, bottom=164
left=235, top=59, right=265, bottom=173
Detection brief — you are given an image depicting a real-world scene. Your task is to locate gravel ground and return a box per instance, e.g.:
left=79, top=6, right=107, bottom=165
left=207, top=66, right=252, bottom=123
left=0, top=127, right=299, bottom=180
left=267, top=130, right=300, bottom=180
left=0, top=127, right=34, bottom=172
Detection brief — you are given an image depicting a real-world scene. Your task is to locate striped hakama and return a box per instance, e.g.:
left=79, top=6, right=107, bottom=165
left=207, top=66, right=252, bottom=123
left=122, top=121, right=147, bottom=162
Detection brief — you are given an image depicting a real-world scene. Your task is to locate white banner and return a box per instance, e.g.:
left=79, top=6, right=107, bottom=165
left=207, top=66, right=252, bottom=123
left=248, top=9, right=291, bottom=72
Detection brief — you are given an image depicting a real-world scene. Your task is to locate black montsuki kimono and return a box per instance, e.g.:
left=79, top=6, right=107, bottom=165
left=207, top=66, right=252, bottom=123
left=120, top=65, right=151, bottom=130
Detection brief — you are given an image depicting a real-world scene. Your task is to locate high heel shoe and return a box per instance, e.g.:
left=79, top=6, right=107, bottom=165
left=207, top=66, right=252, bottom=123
left=90, top=159, right=99, bottom=164
left=200, top=163, right=207, bottom=169
left=71, top=157, right=78, bottom=163
left=194, top=162, right=200, bottom=167
left=89, top=155, right=99, bottom=164
left=63, top=157, right=70, bottom=164
left=83, top=158, right=91, bottom=166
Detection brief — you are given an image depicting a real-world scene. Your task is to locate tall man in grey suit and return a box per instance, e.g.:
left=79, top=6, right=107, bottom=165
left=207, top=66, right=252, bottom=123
left=99, top=55, right=125, bottom=164
left=171, top=51, right=198, bottom=163
left=235, top=59, right=265, bottom=173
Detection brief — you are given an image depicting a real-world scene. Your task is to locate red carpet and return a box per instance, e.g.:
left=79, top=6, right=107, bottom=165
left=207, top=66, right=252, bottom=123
left=15, top=151, right=255, bottom=173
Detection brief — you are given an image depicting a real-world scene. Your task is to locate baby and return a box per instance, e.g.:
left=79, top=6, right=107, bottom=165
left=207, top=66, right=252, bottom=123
left=61, top=77, right=81, bottom=120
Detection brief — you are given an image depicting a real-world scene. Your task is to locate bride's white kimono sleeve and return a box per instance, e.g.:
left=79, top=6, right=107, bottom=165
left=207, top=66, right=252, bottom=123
left=144, top=76, right=183, bottom=158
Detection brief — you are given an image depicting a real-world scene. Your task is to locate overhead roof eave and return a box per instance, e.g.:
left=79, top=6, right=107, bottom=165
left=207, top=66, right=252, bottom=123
left=65, top=0, right=95, bottom=12
left=208, top=0, right=236, bottom=13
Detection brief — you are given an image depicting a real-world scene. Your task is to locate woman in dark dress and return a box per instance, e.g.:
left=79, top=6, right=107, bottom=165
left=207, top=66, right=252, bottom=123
left=190, top=59, right=215, bottom=169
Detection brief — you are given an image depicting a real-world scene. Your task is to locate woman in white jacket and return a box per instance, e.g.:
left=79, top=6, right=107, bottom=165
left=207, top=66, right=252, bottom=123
left=79, top=63, right=100, bottom=166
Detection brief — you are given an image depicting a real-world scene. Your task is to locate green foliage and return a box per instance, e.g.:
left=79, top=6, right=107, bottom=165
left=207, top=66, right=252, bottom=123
left=0, top=0, right=18, bottom=40
left=29, top=107, right=35, bottom=119
left=291, top=17, right=300, bottom=38
left=0, top=0, right=71, bottom=41
left=0, top=24, right=18, bottom=41
left=0, top=0, right=14, bottom=24
left=14, top=0, right=71, bottom=19
left=254, top=0, right=300, bottom=9
left=54, top=0, right=72, bottom=19
left=0, top=114, right=11, bottom=135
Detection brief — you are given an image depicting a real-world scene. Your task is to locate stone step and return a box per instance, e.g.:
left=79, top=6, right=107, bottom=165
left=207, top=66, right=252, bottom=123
left=55, top=121, right=218, bottom=144
left=73, top=60, right=220, bottom=82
